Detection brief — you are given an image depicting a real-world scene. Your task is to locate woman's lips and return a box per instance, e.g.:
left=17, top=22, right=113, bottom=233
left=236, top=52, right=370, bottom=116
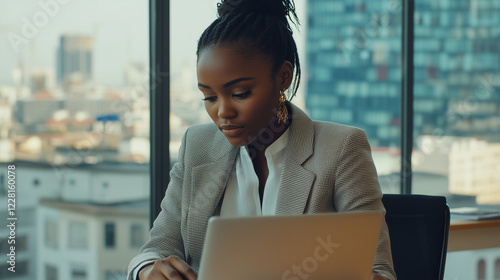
left=220, top=125, right=245, bottom=137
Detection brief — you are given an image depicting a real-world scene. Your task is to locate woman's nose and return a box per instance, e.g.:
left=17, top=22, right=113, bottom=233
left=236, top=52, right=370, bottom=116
left=218, top=99, right=236, bottom=119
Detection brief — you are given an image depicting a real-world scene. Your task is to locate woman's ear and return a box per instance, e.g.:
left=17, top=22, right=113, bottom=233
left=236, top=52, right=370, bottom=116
left=277, top=61, right=294, bottom=91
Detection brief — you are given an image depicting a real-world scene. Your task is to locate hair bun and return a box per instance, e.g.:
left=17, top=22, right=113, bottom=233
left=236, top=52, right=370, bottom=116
left=217, top=0, right=298, bottom=27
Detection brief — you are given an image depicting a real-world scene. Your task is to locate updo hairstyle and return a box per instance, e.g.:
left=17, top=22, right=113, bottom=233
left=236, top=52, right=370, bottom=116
left=197, top=0, right=301, bottom=99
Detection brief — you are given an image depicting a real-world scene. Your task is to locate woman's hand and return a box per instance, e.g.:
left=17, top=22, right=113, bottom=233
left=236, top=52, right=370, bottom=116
left=138, top=256, right=198, bottom=280
left=370, top=272, right=390, bottom=280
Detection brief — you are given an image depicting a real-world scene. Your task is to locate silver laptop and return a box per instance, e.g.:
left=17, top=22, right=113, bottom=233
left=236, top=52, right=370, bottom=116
left=198, top=211, right=383, bottom=280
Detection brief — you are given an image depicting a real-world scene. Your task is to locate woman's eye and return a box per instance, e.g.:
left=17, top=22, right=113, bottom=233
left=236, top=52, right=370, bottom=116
left=202, top=96, right=217, bottom=102
left=233, top=91, right=251, bottom=99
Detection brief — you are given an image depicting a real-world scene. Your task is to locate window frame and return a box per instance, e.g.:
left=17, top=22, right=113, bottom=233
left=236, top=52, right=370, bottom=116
left=149, top=0, right=171, bottom=226
left=400, top=0, right=414, bottom=194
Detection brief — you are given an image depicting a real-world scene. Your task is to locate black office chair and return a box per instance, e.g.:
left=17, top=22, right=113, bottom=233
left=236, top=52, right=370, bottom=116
left=382, top=194, right=450, bottom=280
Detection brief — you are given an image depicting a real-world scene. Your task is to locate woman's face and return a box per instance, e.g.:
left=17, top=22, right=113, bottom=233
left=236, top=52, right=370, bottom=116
left=197, top=46, right=291, bottom=147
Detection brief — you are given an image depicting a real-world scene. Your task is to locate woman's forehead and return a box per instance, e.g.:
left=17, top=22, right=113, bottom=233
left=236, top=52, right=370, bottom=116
left=197, top=46, right=272, bottom=74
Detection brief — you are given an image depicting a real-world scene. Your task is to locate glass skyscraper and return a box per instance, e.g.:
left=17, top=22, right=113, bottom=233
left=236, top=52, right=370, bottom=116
left=56, top=35, right=94, bottom=87
left=306, top=0, right=500, bottom=148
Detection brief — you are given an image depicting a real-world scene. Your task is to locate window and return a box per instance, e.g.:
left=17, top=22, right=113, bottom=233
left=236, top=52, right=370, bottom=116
left=0, top=174, right=5, bottom=196
left=45, top=264, right=58, bottom=280
left=17, top=235, right=28, bottom=252
left=305, top=0, right=402, bottom=193
left=68, top=221, right=87, bottom=249
left=0, top=264, right=9, bottom=278
left=104, top=222, right=115, bottom=248
left=71, top=267, right=87, bottom=280
left=130, top=223, right=145, bottom=248
left=0, top=260, right=29, bottom=277
left=169, top=0, right=215, bottom=162
left=0, top=238, right=11, bottom=255
left=495, top=258, right=500, bottom=280
left=412, top=2, right=500, bottom=278
left=477, top=259, right=486, bottom=280
left=45, top=220, right=58, bottom=248
left=413, top=0, right=500, bottom=209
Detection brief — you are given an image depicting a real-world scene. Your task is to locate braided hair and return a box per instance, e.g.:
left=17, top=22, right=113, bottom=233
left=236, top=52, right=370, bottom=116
left=197, top=0, right=301, bottom=100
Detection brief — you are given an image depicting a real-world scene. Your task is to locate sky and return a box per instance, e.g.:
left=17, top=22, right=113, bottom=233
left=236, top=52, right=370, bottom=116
left=0, top=0, right=306, bottom=89
left=0, top=0, right=149, bottom=86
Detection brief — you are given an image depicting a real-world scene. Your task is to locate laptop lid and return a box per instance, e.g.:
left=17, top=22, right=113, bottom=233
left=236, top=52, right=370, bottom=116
left=198, top=211, right=383, bottom=280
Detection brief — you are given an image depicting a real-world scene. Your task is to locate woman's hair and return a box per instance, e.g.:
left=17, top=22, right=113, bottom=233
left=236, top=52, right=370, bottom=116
left=197, top=0, right=301, bottom=99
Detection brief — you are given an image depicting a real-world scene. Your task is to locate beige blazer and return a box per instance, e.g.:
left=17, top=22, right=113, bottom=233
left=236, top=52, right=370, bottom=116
left=127, top=103, right=396, bottom=280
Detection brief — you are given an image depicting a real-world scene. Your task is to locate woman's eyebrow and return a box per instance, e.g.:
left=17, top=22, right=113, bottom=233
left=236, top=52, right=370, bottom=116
left=198, top=77, right=254, bottom=89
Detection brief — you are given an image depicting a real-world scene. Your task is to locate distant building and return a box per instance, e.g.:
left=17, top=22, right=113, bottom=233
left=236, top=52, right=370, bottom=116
left=306, top=0, right=500, bottom=147
left=30, top=69, right=55, bottom=95
left=0, top=161, right=149, bottom=280
left=15, top=100, right=64, bottom=131
left=65, top=99, right=123, bottom=121
left=0, top=161, right=62, bottom=280
left=445, top=249, right=500, bottom=280
left=57, top=35, right=94, bottom=88
left=306, top=1, right=402, bottom=147
left=37, top=199, right=148, bottom=280
left=449, top=139, right=500, bottom=204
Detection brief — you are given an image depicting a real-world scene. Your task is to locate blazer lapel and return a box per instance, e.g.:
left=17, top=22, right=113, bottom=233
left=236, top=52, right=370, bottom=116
left=276, top=156, right=316, bottom=215
left=186, top=130, right=238, bottom=264
left=275, top=102, right=317, bottom=215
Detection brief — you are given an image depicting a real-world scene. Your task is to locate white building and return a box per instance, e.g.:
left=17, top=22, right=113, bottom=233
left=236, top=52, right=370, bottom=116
left=445, top=249, right=500, bottom=280
left=0, top=160, right=149, bottom=280
left=37, top=198, right=148, bottom=280
left=449, top=139, right=500, bottom=205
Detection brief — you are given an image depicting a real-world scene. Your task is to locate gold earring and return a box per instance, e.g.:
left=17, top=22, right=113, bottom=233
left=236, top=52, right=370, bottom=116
left=277, top=90, right=288, bottom=124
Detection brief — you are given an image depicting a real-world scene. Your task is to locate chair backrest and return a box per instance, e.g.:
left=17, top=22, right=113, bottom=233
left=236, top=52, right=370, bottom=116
left=382, top=194, right=450, bottom=280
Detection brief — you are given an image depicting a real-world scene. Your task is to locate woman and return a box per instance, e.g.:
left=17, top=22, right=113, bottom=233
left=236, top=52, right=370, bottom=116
left=128, top=0, right=396, bottom=279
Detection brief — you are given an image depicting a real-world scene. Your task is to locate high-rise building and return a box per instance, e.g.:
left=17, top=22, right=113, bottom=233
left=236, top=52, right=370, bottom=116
left=56, top=35, right=94, bottom=87
left=306, top=0, right=500, bottom=148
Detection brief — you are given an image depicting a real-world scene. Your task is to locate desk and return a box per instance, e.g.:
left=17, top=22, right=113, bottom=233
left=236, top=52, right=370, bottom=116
left=447, top=219, right=500, bottom=252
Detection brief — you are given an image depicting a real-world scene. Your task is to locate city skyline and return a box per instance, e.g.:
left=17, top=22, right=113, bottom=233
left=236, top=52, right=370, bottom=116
left=0, top=0, right=306, bottom=89
left=0, top=0, right=145, bottom=87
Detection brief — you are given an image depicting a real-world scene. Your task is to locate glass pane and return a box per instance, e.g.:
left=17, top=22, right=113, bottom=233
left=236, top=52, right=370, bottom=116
left=170, top=0, right=222, bottom=161
left=0, top=0, right=149, bottom=279
left=306, top=0, right=402, bottom=193
left=413, top=1, right=500, bottom=277
left=412, top=0, right=500, bottom=207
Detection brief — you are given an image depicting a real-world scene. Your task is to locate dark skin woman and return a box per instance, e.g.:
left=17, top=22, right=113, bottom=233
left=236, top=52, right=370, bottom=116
left=133, top=1, right=395, bottom=279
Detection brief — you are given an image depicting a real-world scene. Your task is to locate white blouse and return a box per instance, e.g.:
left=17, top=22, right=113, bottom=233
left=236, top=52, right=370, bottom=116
left=220, top=127, right=290, bottom=217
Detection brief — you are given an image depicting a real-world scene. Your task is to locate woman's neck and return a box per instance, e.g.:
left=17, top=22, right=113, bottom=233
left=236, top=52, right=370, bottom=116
left=247, top=103, right=292, bottom=160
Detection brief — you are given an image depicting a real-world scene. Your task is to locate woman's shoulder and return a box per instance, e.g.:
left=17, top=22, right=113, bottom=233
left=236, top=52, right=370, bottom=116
left=185, top=123, right=219, bottom=142
left=180, top=123, right=236, bottom=163
left=311, top=120, right=368, bottom=140
left=290, top=102, right=367, bottom=140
